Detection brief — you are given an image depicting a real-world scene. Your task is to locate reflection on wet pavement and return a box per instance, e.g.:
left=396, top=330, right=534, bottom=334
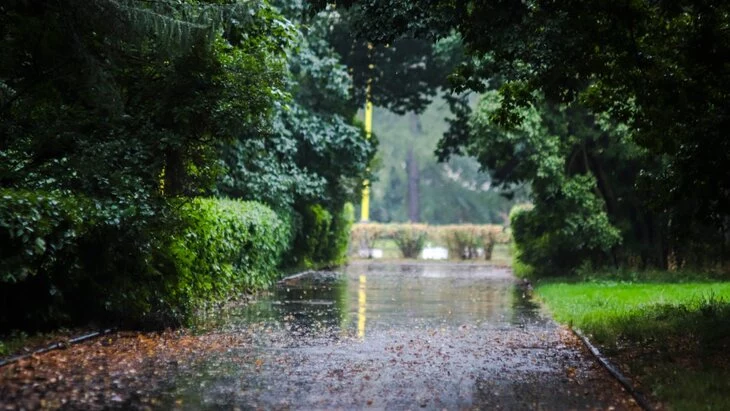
left=160, top=263, right=636, bottom=410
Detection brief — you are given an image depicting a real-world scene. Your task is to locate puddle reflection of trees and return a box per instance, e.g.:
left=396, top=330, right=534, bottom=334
left=196, top=266, right=542, bottom=340
left=345, top=265, right=529, bottom=333
left=274, top=279, right=349, bottom=340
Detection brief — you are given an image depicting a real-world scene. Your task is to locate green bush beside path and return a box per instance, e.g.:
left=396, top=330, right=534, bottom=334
left=0, top=190, right=349, bottom=331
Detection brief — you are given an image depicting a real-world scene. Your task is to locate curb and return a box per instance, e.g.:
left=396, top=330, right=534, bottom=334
left=572, top=328, right=653, bottom=411
left=0, top=328, right=116, bottom=368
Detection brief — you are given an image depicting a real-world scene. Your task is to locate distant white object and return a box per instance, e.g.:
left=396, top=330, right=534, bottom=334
left=358, top=248, right=384, bottom=259
left=421, top=246, right=448, bottom=260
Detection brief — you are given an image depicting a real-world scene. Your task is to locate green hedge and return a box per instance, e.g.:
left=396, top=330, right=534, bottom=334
left=289, top=202, right=354, bottom=269
left=324, top=202, right=354, bottom=266
left=0, top=191, right=293, bottom=331
left=349, top=223, right=507, bottom=260
left=0, top=189, right=171, bottom=329
left=168, top=198, right=292, bottom=308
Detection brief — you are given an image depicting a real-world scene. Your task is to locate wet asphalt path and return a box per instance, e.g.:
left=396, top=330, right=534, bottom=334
left=156, top=262, right=638, bottom=410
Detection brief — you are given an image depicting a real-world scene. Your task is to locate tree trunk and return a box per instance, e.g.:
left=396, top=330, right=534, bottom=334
left=406, top=112, right=422, bottom=223
left=164, top=148, right=185, bottom=196
left=586, top=150, right=618, bottom=216
left=406, top=147, right=420, bottom=222
left=409, top=112, right=423, bottom=135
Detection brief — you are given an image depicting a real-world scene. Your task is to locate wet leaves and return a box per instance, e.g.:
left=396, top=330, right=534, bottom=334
left=0, top=330, right=252, bottom=410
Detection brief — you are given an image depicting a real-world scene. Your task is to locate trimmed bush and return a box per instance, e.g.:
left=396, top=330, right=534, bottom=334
left=288, top=203, right=332, bottom=268
left=1, top=191, right=293, bottom=331
left=287, top=202, right=355, bottom=269
left=436, top=225, right=503, bottom=260
left=348, top=223, right=507, bottom=260
left=392, top=224, right=428, bottom=258
left=169, top=198, right=292, bottom=309
left=481, top=230, right=497, bottom=260
left=438, top=225, right=480, bottom=259
left=350, top=222, right=391, bottom=255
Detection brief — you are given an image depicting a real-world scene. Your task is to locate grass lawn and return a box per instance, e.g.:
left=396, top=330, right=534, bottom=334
left=537, top=280, right=730, bottom=410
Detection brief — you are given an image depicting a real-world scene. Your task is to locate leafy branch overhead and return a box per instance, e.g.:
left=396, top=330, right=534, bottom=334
left=325, top=0, right=730, bottom=274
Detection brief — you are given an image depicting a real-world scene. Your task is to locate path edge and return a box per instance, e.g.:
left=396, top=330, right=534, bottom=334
left=571, top=328, right=654, bottom=411
left=0, top=328, right=116, bottom=368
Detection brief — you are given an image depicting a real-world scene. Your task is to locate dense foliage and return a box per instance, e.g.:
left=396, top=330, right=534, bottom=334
left=0, top=188, right=182, bottom=329
left=326, top=0, right=730, bottom=276
left=0, top=0, right=374, bottom=331
left=169, top=198, right=293, bottom=310
left=435, top=225, right=502, bottom=261
left=218, top=1, right=375, bottom=271
left=473, top=95, right=624, bottom=275
left=0, top=192, right=291, bottom=329
left=1, top=190, right=91, bottom=328
left=286, top=203, right=353, bottom=268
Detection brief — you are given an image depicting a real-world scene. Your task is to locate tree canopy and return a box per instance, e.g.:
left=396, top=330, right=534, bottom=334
left=0, top=0, right=375, bottom=329
left=326, top=0, right=730, bottom=273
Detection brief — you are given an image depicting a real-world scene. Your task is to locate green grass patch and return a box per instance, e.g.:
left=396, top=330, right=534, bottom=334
left=537, top=282, right=730, bottom=343
left=536, top=281, right=730, bottom=409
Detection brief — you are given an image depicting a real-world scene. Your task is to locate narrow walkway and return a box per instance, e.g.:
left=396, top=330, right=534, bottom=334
left=0, top=263, right=639, bottom=410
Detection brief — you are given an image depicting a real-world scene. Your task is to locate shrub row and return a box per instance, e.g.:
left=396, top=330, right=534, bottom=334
left=0, top=189, right=165, bottom=330
left=436, top=225, right=505, bottom=260
left=288, top=203, right=354, bottom=269
left=0, top=190, right=296, bottom=331
left=1, top=190, right=90, bottom=330
left=168, top=198, right=293, bottom=310
left=392, top=224, right=429, bottom=258
left=351, top=223, right=508, bottom=260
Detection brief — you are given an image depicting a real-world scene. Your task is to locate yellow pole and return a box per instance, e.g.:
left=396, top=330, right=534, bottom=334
left=357, top=274, right=367, bottom=338
left=361, top=86, right=372, bottom=222
left=361, top=45, right=374, bottom=222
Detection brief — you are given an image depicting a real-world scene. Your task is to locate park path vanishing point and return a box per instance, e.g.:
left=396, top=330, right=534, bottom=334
left=1, top=262, right=640, bottom=410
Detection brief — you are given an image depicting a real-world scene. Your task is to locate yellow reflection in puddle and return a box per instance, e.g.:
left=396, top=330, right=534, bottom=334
left=358, top=275, right=367, bottom=338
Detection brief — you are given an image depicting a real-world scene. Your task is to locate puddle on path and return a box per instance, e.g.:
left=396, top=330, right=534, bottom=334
left=151, top=263, right=635, bottom=410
